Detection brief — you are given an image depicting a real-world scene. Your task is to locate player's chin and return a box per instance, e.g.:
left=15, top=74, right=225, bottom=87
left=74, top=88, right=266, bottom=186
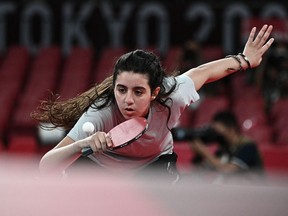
left=122, top=112, right=135, bottom=119
left=122, top=111, right=141, bottom=120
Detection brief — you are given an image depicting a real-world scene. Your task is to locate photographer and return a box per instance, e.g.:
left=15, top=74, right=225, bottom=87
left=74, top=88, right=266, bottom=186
left=173, top=110, right=264, bottom=182
left=191, top=111, right=264, bottom=181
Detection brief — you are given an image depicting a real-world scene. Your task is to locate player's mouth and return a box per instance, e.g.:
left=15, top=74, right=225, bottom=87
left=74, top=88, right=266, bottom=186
left=123, top=107, right=136, bottom=116
left=124, top=107, right=134, bottom=112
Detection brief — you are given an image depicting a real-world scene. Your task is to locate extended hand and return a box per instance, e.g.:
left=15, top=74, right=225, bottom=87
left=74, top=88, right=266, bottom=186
left=243, top=24, right=274, bottom=68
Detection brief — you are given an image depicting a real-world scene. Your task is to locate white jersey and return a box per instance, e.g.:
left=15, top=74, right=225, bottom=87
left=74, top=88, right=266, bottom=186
left=67, top=74, right=199, bottom=170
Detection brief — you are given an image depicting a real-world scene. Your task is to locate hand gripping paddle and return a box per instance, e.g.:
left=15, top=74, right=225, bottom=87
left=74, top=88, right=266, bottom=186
left=81, top=117, right=148, bottom=156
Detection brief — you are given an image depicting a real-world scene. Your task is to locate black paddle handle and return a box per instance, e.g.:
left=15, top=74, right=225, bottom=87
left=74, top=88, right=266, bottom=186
left=81, top=147, right=93, bottom=157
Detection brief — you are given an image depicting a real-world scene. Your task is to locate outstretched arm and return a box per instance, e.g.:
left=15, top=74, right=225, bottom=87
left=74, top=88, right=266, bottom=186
left=39, top=132, right=113, bottom=175
left=184, top=24, right=274, bottom=90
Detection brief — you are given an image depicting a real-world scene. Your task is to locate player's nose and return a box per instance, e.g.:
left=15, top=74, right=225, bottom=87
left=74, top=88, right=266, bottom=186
left=124, top=91, right=134, bottom=104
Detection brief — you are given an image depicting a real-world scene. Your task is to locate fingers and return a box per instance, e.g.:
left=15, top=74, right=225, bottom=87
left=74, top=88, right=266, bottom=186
left=247, top=26, right=256, bottom=44
left=89, top=132, right=112, bottom=153
left=243, top=24, right=274, bottom=65
left=253, top=24, right=268, bottom=45
left=262, top=37, right=275, bottom=53
left=259, top=25, right=273, bottom=46
left=105, top=133, right=113, bottom=148
left=256, top=25, right=274, bottom=54
left=253, top=24, right=273, bottom=46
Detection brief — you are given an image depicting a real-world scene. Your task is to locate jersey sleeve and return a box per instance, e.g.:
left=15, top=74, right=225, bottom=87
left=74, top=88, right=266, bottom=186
left=176, top=74, right=200, bottom=103
left=66, top=107, right=105, bottom=141
left=167, top=74, right=200, bottom=128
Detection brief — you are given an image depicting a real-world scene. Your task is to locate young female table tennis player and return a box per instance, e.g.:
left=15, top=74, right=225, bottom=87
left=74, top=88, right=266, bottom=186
left=32, top=25, right=274, bottom=178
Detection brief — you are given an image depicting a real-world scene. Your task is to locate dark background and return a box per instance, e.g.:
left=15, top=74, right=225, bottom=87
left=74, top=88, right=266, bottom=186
left=1, top=0, right=287, bottom=55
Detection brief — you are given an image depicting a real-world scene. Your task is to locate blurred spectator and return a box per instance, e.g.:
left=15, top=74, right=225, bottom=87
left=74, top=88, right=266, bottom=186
left=255, top=41, right=288, bottom=109
left=178, top=39, right=227, bottom=97
left=189, top=111, right=264, bottom=183
left=179, top=39, right=202, bottom=74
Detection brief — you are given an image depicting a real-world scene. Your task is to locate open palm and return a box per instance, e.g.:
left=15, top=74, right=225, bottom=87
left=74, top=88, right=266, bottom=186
left=243, top=24, right=274, bottom=68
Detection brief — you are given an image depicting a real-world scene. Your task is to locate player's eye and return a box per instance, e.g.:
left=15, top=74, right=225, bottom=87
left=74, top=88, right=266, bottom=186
left=135, top=90, right=143, bottom=96
left=117, top=86, right=127, bottom=94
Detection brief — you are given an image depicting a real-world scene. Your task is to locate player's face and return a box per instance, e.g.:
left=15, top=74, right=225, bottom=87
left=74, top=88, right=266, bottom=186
left=114, top=71, right=159, bottom=119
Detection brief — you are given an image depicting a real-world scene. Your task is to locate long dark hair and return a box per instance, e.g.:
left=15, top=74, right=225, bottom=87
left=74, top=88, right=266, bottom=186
left=31, top=49, right=177, bottom=130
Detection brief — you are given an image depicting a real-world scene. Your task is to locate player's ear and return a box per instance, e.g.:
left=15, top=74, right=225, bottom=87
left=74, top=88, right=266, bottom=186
left=151, top=87, right=160, bottom=100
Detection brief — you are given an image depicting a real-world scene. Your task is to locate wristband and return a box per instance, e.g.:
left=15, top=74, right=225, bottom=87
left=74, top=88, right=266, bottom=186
left=225, top=55, right=243, bottom=71
left=238, top=53, right=251, bottom=70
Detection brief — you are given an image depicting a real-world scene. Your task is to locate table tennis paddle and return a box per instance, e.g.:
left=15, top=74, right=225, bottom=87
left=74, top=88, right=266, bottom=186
left=81, top=117, right=148, bottom=156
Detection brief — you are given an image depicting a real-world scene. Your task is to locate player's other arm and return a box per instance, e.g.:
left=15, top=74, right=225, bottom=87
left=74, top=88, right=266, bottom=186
left=39, top=136, right=81, bottom=175
left=39, top=129, right=113, bottom=174
left=184, top=25, right=274, bottom=90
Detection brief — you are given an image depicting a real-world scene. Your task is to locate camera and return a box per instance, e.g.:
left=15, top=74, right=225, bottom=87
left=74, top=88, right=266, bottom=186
left=171, top=125, right=225, bottom=144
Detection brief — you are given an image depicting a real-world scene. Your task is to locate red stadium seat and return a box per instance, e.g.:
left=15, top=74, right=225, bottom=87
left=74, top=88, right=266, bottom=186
left=270, top=98, right=288, bottom=122
left=260, top=145, right=288, bottom=174
left=230, top=73, right=262, bottom=99
left=0, top=46, right=30, bottom=139
left=0, top=93, right=14, bottom=134
left=0, top=46, right=30, bottom=80
left=233, top=97, right=264, bottom=109
left=192, top=96, right=230, bottom=127
left=93, top=47, right=127, bottom=84
left=272, top=115, right=288, bottom=135
left=12, top=46, right=61, bottom=130
left=269, top=99, right=288, bottom=146
left=0, top=139, right=5, bottom=152
left=177, top=107, right=195, bottom=127
left=275, top=129, right=288, bottom=146
left=233, top=97, right=268, bottom=130
left=173, top=141, right=195, bottom=174
left=202, top=45, right=223, bottom=62
left=243, top=125, right=273, bottom=146
left=58, top=47, right=93, bottom=100
left=8, top=135, right=38, bottom=154
left=162, top=46, right=181, bottom=73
